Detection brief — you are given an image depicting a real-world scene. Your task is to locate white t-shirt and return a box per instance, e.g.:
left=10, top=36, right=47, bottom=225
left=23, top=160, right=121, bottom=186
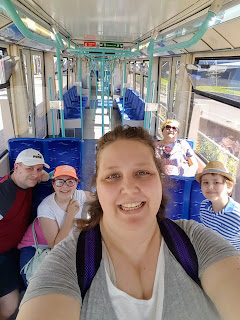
left=37, top=190, right=86, bottom=229
left=103, top=239, right=165, bottom=320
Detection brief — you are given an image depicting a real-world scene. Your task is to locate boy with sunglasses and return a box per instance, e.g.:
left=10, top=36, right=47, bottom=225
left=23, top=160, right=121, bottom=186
left=155, top=119, right=198, bottom=176
left=18, top=165, right=92, bottom=287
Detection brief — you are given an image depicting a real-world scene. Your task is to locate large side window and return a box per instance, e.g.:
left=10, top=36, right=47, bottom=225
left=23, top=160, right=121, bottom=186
left=0, top=48, right=14, bottom=156
left=188, top=57, right=240, bottom=201
left=135, top=61, right=141, bottom=95
left=143, top=61, right=149, bottom=101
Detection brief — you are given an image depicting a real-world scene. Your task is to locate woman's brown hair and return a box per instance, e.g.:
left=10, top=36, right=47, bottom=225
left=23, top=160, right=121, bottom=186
left=76, top=125, right=168, bottom=231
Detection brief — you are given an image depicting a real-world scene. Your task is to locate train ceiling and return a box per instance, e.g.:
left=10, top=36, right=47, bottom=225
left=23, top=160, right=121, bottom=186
left=0, top=0, right=240, bottom=54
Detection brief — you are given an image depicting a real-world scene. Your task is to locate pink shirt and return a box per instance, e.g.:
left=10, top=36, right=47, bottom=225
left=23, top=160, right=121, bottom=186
left=17, top=218, right=48, bottom=249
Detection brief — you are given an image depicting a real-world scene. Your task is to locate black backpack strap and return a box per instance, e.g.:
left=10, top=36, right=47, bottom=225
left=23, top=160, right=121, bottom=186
left=159, top=218, right=202, bottom=287
left=76, top=224, right=102, bottom=300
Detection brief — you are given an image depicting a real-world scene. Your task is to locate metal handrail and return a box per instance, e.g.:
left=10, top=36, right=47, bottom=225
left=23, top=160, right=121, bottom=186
left=2, top=0, right=65, bottom=50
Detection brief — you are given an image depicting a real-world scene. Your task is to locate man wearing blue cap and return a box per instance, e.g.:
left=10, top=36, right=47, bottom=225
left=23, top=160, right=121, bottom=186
left=0, top=148, right=49, bottom=320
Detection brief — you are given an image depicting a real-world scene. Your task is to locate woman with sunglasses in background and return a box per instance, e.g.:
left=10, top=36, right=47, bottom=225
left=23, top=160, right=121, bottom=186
left=18, top=165, right=92, bottom=287
left=155, top=119, right=198, bottom=176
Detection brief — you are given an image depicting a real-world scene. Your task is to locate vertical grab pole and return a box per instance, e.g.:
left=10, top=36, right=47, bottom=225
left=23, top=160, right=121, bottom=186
left=144, top=38, right=154, bottom=129
left=122, top=57, right=127, bottom=125
left=107, top=73, right=111, bottom=129
left=89, top=61, right=91, bottom=108
left=121, top=70, right=124, bottom=96
left=48, top=77, right=55, bottom=138
left=78, top=54, right=83, bottom=141
left=94, top=70, right=97, bottom=118
left=101, top=53, right=105, bottom=136
left=56, top=48, right=65, bottom=137
left=148, top=80, right=155, bottom=133
left=112, top=74, right=115, bottom=98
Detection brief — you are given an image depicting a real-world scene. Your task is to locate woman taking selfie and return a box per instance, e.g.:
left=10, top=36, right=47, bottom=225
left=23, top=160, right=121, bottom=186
left=17, top=126, right=240, bottom=320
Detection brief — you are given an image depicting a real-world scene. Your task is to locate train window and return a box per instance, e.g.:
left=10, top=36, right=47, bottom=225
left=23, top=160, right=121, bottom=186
left=32, top=54, right=43, bottom=106
left=54, top=56, right=59, bottom=98
left=62, top=57, right=68, bottom=92
left=135, top=61, right=141, bottom=95
left=188, top=58, right=240, bottom=107
left=22, top=53, right=29, bottom=95
left=69, top=58, right=73, bottom=88
left=127, top=72, right=133, bottom=89
left=143, top=61, right=149, bottom=100
left=0, top=48, right=10, bottom=87
left=135, top=74, right=141, bottom=96
left=171, top=60, right=180, bottom=111
left=156, top=57, right=180, bottom=139
left=0, top=89, right=6, bottom=156
left=189, top=92, right=240, bottom=201
left=0, top=87, right=13, bottom=158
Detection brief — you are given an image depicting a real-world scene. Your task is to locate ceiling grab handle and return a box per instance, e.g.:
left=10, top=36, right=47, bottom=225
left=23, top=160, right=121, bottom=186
left=2, top=0, right=65, bottom=50
left=147, top=0, right=224, bottom=55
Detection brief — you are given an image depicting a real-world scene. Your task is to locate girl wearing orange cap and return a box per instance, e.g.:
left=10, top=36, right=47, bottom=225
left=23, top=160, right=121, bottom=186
left=18, top=165, right=92, bottom=287
left=37, top=165, right=92, bottom=249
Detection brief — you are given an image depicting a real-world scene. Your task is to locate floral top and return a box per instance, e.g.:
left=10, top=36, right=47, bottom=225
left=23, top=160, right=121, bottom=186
left=155, top=139, right=195, bottom=176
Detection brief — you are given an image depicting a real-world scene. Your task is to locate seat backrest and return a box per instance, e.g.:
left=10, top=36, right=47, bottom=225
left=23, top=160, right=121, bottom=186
left=138, top=99, right=145, bottom=120
left=189, top=180, right=205, bottom=222
left=128, top=91, right=136, bottom=104
left=163, top=175, right=195, bottom=220
left=131, top=95, right=140, bottom=117
left=8, top=139, right=45, bottom=170
left=72, top=86, right=78, bottom=98
left=8, top=138, right=82, bottom=176
left=68, top=87, right=76, bottom=102
left=186, top=139, right=194, bottom=149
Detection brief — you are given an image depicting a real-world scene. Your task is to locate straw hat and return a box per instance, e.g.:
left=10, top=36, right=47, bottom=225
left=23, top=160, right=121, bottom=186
left=195, top=161, right=235, bottom=183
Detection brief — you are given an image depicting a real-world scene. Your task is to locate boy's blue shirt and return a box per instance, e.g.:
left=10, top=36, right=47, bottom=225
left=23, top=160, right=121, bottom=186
left=200, top=197, right=240, bottom=250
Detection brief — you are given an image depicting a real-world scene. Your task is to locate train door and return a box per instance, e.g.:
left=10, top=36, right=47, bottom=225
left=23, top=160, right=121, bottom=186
left=21, top=49, right=35, bottom=137
left=22, top=49, right=46, bottom=138
left=156, top=57, right=180, bottom=138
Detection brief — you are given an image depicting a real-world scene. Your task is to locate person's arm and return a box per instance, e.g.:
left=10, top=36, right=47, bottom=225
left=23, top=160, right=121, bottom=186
left=39, top=170, right=49, bottom=182
left=182, top=141, right=198, bottom=176
left=16, top=231, right=82, bottom=320
left=39, top=199, right=80, bottom=248
left=16, top=294, right=80, bottom=320
left=201, top=255, right=240, bottom=320
left=84, top=190, right=95, bottom=203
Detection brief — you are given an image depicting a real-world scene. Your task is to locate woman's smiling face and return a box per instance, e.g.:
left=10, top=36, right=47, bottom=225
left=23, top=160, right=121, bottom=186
left=96, top=140, right=162, bottom=231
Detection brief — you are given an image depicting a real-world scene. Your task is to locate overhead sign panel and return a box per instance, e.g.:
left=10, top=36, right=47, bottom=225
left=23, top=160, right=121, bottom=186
left=84, top=34, right=96, bottom=40
left=100, top=42, right=123, bottom=48
left=84, top=41, right=97, bottom=47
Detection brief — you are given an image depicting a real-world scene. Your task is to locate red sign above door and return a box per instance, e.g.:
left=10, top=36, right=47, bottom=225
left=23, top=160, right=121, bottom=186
left=84, top=41, right=97, bottom=47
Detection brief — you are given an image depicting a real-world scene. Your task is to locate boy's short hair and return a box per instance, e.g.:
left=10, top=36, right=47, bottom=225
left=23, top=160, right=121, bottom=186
left=195, top=160, right=235, bottom=184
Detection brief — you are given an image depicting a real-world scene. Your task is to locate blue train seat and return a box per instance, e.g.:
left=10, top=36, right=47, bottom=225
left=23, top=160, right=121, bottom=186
left=115, top=89, right=145, bottom=126
left=186, top=139, right=194, bottom=149
left=189, top=179, right=205, bottom=222
left=63, top=86, right=88, bottom=120
left=163, top=175, right=195, bottom=220
left=8, top=137, right=82, bottom=175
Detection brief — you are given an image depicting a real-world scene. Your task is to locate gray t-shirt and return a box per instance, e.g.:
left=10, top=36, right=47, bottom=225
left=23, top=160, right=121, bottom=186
left=21, top=219, right=240, bottom=319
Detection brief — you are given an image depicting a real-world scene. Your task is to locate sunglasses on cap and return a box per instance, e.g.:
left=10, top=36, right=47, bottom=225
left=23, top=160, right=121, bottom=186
left=164, top=125, right=178, bottom=132
left=53, top=179, right=77, bottom=187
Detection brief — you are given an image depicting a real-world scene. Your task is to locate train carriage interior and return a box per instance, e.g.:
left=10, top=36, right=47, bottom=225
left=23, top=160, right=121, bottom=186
left=0, top=0, right=240, bottom=316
